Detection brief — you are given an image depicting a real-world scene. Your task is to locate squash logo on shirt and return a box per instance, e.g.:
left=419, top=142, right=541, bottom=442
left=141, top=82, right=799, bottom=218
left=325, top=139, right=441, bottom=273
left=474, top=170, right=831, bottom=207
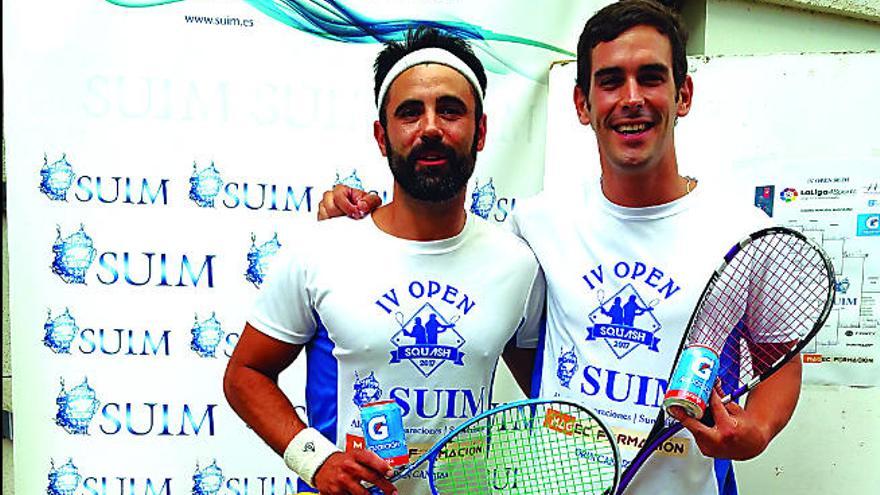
left=352, top=371, right=383, bottom=407
left=586, top=284, right=661, bottom=359
left=389, top=303, right=465, bottom=377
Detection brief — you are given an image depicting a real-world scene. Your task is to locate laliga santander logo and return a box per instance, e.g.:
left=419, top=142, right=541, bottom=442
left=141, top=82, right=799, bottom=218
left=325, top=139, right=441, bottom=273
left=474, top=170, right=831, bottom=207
left=367, top=415, right=390, bottom=441
left=780, top=187, right=798, bottom=203
left=692, top=356, right=715, bottom=380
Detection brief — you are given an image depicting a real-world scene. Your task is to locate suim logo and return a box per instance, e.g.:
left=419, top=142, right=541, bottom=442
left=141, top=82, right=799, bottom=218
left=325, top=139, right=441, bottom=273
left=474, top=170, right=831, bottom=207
left=43, top=308, right=171, bottom=357
left=245, top=233, right=281, bottom=287
left=191, top=312, right=226, bottom=358
left=48, top=458, right=171, bottom=495
left=50, top=226, right=216, bottom=288
left=191, top=312, right=240, bottom=359
left=55, top=378, right=100, bottom=435
left=56, top=376, right=217, bottom=436
left=47, top=458, right=81, bottom=495
left=52, top=225, right=97, bottom=284
left=40, top=153, right=76, bottom=201
left=192, top=459, right=298, bottom=495
left=188, top=161, right=313, bottom=212
left=39, top=153, right=169, bottom=206
left=43, top=308, right=80, bottom=354
left=469, top=177, right=516, bottom=222
left=192, top=460, right=224, bottom=495
left=189, top=162, right=223, bottom=207
left=779, top=187, right=798, bottom=203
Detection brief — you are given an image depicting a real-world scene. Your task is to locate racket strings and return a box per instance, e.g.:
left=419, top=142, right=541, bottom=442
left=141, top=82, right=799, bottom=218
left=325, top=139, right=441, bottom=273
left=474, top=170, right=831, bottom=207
left=431, top=403, right=617, bottom=494
left=686, top=232, right=832, bottom=393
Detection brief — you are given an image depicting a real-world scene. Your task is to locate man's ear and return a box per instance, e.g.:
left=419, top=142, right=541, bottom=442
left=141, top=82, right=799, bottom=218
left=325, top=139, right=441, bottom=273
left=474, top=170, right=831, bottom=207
left=475, top=113, right=487, bottom=152
left=373, top=120, right=387, bottom=157
left=676, top=74, right=694, bottom=118
left=573, top=85, right=591, bottom=126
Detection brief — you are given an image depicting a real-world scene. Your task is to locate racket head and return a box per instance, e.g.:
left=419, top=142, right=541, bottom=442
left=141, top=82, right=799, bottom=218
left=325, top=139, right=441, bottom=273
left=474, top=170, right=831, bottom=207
left=681, top=226, right=835, bottom=401
left=422, top=399, right=619, bottom=495
left=618, top=226, right=836, bottom=493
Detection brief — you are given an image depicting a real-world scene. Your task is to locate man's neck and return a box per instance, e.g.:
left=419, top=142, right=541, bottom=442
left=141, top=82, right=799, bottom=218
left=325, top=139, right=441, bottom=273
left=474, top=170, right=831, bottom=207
left=599, top=160, right=695, bottom=208
left=371, top=186, right=467, bottom=241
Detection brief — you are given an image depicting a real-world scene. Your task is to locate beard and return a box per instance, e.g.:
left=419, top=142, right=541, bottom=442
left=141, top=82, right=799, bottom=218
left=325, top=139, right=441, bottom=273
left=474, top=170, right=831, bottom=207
left=386, top=135, right=477, bottom=203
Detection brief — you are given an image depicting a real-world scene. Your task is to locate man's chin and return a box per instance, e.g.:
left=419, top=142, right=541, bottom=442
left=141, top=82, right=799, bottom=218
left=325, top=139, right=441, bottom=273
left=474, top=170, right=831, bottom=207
left=606, top=152, right=656, bottom=173
left=402, top=179, right=466, bottom=203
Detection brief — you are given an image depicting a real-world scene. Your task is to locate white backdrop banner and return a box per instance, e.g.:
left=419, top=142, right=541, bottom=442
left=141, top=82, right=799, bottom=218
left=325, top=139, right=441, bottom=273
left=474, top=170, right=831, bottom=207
left=4, top=1, right=609, bottom=494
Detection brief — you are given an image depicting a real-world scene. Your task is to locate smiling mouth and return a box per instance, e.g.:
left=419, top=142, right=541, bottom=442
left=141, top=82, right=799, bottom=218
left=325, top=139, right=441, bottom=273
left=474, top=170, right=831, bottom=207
left=613, top=122, right=654, bottom=135
left=415, top=151, right=450, bottom=166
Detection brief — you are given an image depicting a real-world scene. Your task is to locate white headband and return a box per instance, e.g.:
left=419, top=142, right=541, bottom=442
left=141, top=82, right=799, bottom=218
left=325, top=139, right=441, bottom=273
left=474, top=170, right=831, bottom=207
left=376, top=47, right=485, bottom=111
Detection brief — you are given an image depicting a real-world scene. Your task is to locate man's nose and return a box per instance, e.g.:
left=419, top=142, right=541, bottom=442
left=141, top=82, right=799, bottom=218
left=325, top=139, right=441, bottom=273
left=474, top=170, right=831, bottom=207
left=420, top=110, right=443, bottom=140
left=621, top=79, right=645, bottom=112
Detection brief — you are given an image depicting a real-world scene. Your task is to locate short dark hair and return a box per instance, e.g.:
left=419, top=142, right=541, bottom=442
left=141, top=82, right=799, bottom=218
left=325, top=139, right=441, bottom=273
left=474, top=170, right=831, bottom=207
left=374, top=27, right=487, bottom=127
left=576, top=0, right=688, bottom=97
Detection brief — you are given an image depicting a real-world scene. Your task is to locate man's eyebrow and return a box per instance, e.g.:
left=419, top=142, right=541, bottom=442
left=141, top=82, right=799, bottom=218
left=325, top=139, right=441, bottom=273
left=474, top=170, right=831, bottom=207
left=393, top=99, right=423, bottom=114
left=639, top=63, right=669, bottom=74
left=437, top=95, right=467, bottom=107
left=593, top=67, right=623, bottom=80
left=594, top=63, right=671, bottom=79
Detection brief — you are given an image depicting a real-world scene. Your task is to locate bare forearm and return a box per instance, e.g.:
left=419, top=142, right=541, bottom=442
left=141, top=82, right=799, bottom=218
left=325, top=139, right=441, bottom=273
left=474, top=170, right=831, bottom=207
left=224, top=363, right=305, bottom=456
left=744, top=358, right=802, bottom=444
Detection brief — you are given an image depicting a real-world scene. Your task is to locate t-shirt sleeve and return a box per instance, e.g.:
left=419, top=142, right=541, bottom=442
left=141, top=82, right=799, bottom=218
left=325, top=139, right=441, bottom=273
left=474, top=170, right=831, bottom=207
left=514, top=265, right=546, bottom=349
left=247, top=248, right=317, bottom=345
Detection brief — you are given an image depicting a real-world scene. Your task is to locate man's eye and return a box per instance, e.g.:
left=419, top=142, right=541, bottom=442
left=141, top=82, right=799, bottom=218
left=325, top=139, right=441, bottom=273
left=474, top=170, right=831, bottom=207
left=397, top=107, right=420, bottom=118
left=598, top=77, right=622, bottom=88
left=641, top=74, right=665, bottom=85
left=439, top=106, right=465, bottom=117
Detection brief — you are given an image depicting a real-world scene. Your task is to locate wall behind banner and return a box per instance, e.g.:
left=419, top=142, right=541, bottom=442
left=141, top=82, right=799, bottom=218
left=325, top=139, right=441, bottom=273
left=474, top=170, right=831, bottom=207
left=2, top=1, right=606, bottom=494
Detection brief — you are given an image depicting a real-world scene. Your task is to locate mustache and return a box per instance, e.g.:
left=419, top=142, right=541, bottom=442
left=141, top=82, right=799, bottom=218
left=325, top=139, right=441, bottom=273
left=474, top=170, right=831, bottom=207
left=406, top=141, right=457, bottom=165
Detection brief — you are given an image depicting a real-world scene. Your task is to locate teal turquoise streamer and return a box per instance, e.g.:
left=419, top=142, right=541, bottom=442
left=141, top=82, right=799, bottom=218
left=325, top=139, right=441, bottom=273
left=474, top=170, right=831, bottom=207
left=104, top=0, right=575, bottom=80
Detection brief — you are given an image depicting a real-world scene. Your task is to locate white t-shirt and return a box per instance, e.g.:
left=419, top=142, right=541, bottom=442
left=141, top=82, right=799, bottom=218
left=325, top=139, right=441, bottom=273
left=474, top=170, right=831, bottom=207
left=249, top=213, right=545, bottom=494
left=510, top=178, right=772, bottom=495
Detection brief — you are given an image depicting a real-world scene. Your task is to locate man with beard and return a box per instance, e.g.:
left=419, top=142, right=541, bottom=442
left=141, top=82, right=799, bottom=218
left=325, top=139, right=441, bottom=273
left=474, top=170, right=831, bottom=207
left=224, top=27, right=544, bottom=495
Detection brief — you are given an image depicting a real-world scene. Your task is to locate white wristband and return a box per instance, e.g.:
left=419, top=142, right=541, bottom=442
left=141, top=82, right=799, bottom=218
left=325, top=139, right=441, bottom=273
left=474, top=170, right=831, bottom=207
left=282, top=428, right=342, bottom=488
